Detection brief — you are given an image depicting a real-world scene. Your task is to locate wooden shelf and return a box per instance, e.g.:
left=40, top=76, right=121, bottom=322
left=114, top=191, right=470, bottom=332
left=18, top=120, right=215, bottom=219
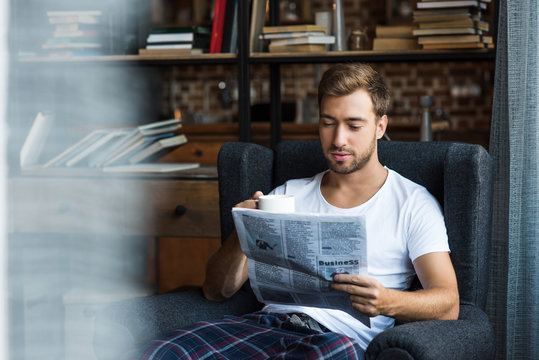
left=14, top=165, right=217, bottom=180
left=17, top=53, right=238, bottom=66
left=18, top=49, right=495, bottom=66
left=249, top=49, right=496, bottom=63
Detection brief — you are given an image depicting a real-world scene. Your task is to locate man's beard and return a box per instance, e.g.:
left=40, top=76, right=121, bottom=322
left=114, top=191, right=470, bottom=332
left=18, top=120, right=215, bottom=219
left=325, top=136, right=376, bottom=175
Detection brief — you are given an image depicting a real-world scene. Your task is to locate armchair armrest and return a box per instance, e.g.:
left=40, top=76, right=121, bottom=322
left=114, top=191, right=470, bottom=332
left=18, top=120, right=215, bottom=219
left=365, top=304, right=495, bottom=360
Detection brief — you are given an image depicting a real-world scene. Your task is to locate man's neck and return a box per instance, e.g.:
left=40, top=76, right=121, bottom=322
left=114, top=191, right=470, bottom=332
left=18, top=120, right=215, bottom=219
left=320, top=161, right=388, bottom=209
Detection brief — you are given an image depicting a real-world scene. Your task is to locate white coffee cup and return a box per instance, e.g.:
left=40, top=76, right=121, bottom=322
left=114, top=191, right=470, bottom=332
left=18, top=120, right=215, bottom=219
left=258, top=194, right=295, bottom=213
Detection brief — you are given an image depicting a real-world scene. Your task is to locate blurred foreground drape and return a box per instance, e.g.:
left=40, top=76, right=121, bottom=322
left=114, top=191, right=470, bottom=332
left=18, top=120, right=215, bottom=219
left=488, top=0, right=539, bottom=359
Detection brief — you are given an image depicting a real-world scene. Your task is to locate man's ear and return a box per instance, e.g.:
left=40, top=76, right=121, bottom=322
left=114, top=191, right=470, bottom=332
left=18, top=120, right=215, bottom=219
left=376, top=115, right=388, bottom=140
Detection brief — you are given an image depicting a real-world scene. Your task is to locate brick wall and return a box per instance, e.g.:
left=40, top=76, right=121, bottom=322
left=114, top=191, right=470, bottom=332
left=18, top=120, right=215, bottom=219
left=164, top=61, right=494, bottom=131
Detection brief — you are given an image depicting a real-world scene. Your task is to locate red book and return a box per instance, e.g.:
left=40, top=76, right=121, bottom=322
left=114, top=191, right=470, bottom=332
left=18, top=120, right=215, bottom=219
left=210, top=0, right=228, bottom=53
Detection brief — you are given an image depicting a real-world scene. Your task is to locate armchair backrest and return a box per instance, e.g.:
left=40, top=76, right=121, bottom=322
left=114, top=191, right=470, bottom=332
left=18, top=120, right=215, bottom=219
left=218, top=140, right=493, bottom=310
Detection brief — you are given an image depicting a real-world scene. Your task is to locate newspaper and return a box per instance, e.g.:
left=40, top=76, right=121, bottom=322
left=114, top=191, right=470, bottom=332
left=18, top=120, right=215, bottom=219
left=232, top=207, right=370, bottom=328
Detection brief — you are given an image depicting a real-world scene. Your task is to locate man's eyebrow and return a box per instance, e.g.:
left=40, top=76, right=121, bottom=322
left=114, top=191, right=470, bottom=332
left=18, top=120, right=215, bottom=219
left=320, top=113, right=336, bottom=120
left=345, top=117, right=368, bottom=123
left=320, top=113, right=368, bottom=122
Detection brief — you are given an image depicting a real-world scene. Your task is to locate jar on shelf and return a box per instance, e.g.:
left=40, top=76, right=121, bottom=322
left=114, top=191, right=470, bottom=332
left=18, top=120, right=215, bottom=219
left=348, top=28, right=369, bottom=51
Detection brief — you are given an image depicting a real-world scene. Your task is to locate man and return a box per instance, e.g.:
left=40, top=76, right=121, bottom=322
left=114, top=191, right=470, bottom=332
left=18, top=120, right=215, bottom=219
left=140, top=63, right=459, bottom=359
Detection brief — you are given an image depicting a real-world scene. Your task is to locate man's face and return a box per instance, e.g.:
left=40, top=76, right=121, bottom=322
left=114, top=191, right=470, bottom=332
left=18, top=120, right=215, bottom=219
left=319, top=89, right=387, bottom=175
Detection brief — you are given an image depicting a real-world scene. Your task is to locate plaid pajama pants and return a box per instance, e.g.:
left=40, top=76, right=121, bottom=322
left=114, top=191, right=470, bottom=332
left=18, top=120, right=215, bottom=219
left=138, top=311, right=364, bottom=360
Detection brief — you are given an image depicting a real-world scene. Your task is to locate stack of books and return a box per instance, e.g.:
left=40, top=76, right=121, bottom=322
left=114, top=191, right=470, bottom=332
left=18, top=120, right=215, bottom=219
left=42, top=10, right=105, bottom=57
left=140, top=26, right=211, bottom=56
left=27, top=118, right=192, bottom=171
left=372, top=25, right=419, bottom=51
left=260, top=24, right=333, bottom=53
left=413, top=0, right=493, bottom=50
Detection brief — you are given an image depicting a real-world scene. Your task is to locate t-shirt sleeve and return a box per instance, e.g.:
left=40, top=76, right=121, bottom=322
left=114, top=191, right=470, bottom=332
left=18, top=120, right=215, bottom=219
left=406, top=188, right=450, bottom=262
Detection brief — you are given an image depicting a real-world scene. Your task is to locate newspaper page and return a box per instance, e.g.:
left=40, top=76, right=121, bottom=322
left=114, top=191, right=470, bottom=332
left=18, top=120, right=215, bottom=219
left=232, top=207, right=370, bottom=328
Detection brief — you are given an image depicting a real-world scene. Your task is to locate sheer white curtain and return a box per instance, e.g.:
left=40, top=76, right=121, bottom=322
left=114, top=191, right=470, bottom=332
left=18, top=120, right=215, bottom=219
left=488, top=0, right=539, bottom=359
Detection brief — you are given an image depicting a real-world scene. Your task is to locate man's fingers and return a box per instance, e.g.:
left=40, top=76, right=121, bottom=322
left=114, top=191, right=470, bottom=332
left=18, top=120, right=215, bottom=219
left=331, top=282, right=372, bottom=297
left=251, top=191, right=264, bottom=200
left=234, top=191, right=265, bottom=209
left=332, top=274, right=371, bottom=285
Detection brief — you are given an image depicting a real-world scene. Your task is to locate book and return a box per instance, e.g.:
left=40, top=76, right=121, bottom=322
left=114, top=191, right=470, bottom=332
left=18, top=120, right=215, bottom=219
left=375, top=25, right=415, bottom=38
left=372, top=38, right=420, bottom=50
left=20, top=112, right=54, bottom=168
left=210, top=0, right=228, bottom=53
left=413, top=13, right=481, bottom=22
left=413, top=8, right=482, bottom=23
left=147, top=33, right=195, bottom=43
left=42, top=50, right=104, bottom=57
left=128, top=134, right=188, bottom=164
left=268, top=44, right=327, bottom=53
left=101, top=132, right=176, bottom=166
left=87, top=129, right=132, bottom=167
left=481, top=35, right=493, bottom=44
left=46, top=10, right=103, bottom=17
left=145, top=44, right=192, bottom=50
left=54, top=23, right=99, bottom=32
left=417, top=19, right=489, bottom=30
left=262, top=24, right=328, bottom=34
left=47, top=12, right=102, bottom=25
left=221, top=0, right=238, bottom=53
left=332, top=0, right=346, bottom=51
left=260, top=31, right=328, bottom=40
left=416, top=1, right=487, bottom=9
left=137, top=118, right=181, bottom=134
left=417, top=34, right=481, bottom=44
left=149, top=26, right=211, bottom=35
left=53, top=30, right=100, bottom=38
left=228, top=0, right=239, bottom=53
left=250, top=0, right=267, bottom=52
left=421, top=42, right=486, bottom=49
left=269, top=35, right=335, bottom=47
left=100, top=119, right=182, bottom=167
left=65, top=129, right=128, bottom=167
left=413, top=7, right=480, bottom=16
left=42, top=129, right=106, bottom=168
left=42, top=36, right=102, bottom=49
left=138, top=48, right=192, bottom=56
left=413, top=27, right=481, bottom=36
left=102, top=163, right=200, bottom=173
left=146, top=26, right=211, bottom=51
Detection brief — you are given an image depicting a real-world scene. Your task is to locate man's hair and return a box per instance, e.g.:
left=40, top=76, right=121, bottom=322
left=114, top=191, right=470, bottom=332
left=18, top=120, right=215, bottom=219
left=318, top=63, right=391, bottom=119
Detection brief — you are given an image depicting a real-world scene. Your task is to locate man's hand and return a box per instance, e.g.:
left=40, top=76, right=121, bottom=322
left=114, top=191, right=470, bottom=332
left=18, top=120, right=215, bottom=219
left=330, top=252, right=459, bottom=321
left=235, top=191, right=264, bottom=209
left=331, top=274, right=391, bottom=317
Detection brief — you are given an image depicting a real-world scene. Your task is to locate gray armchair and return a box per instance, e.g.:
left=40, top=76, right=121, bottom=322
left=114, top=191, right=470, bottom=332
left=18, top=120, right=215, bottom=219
left=94, top=140, right=495, bottom=360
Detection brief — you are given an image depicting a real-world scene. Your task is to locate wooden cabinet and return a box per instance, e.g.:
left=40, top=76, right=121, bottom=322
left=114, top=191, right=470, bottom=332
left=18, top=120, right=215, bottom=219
left=158, top=237, right=220, bottom=293
left=9, top=173, right=219, bottom=238
left=8, top=167, right=220, bottom=292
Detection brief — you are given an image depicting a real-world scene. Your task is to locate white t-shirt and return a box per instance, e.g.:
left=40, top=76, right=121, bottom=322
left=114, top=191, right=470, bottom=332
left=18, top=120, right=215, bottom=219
left=262, top=168, right=449, bottom=350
